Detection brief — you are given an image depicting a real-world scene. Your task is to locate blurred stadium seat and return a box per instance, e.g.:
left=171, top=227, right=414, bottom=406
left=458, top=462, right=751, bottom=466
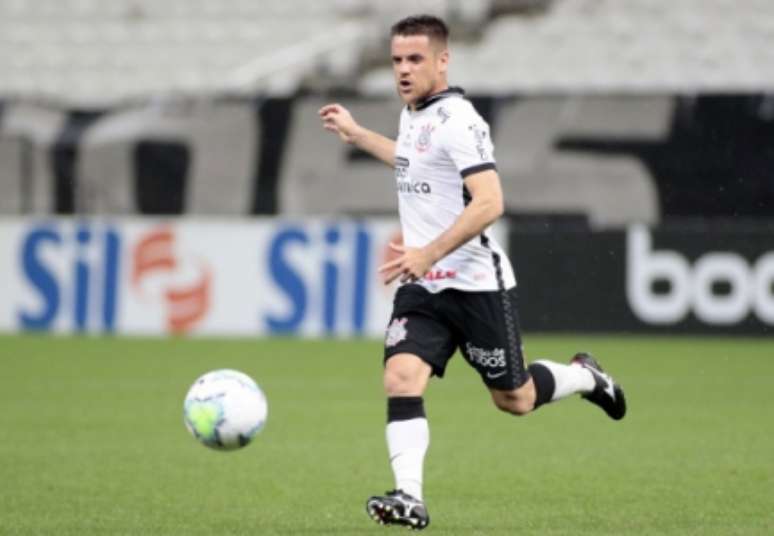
left=360, top=0, right=774, bottom=94
left=3, top=0, right=773, bottom=102
left=0, top=0, right=507, bottom=105
left=0, top=0, right=373, bottom=105
left=0, top=0, right=771, bottom=225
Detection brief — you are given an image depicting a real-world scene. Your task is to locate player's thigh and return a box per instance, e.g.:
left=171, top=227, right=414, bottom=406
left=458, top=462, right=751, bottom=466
left=384, top=284, right=458, bottom=383
left=454, top=287, right=529, bottom=391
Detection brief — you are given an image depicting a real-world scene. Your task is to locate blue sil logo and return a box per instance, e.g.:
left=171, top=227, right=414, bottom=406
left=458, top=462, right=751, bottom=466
left=18, top=222, right=121, bottom=332
left=264, top=222, right=371, bottom=336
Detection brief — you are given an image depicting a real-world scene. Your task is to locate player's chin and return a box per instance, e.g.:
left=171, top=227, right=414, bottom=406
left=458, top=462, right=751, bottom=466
left=397, top=94, right=413, bottom=105
left=397, top=87, right=415, bottom=104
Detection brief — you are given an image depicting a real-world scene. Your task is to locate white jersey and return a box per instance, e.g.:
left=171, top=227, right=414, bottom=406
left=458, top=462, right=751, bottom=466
left=394, top=87, right=516, bottom=293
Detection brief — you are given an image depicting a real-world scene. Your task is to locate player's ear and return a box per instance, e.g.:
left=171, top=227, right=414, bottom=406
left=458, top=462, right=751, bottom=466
left=437, top=47, right=449, bottom=74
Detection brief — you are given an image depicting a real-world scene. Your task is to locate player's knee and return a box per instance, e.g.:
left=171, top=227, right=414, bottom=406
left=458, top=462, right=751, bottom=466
left=383, top=354, right=431, bottom=396
left=383, top=366, right=418, bottom=396
left=494, top=399, right=533, bottom=416
left=510, top=398, right=535, bottom=416
left=492, top=391, right=535, bottom=416
left=493, top=396, right=513, bottom=414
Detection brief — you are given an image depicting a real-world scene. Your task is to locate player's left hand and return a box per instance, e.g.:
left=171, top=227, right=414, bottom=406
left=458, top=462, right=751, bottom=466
left=378, top=242, right=435, bottom=285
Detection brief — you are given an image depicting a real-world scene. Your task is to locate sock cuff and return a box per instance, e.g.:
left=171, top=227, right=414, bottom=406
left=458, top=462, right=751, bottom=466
left=527, top=362, right=556, bottom=409
left=387, top=396, right=426, bottom=423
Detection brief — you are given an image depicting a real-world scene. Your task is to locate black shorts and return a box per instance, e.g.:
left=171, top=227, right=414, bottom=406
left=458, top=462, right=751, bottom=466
left=383, top=284, right=528, bottom=391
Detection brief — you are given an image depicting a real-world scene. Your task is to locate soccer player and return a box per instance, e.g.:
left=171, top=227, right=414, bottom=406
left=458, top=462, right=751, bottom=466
left=319, top=14, right=626, bottom=531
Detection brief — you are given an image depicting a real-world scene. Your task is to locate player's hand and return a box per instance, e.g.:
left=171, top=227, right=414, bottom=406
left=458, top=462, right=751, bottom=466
left=378, top=242, right=435, bottom=285
left=318, top=103, right=362, bottom=144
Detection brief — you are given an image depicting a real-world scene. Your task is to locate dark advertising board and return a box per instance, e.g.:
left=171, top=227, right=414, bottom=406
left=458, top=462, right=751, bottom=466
left=510, top=223, right=774, bottom=335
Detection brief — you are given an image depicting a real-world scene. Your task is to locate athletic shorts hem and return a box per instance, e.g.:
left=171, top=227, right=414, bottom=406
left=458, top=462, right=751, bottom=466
left=384, top=344, right=448, bottom=378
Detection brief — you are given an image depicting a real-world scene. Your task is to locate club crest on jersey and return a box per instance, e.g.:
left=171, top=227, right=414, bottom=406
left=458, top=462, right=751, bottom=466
left=415, top=124, right=435, bottom=153
left=385, top=317, right=408, bottom=347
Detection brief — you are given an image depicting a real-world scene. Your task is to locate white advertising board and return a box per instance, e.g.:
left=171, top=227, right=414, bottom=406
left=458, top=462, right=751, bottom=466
left=0, top=218, right=409, bottom=337
left=2, top=218, right=520, bottom=338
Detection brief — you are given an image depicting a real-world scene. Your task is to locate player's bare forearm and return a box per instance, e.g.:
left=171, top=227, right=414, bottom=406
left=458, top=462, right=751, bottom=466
left=319, top=103, right=395, bottom=167
left=351, top=128, right=396, bottom=167
left=424, top=189, right=503, bottom=264
left=378, top=170, right=504, bottom=284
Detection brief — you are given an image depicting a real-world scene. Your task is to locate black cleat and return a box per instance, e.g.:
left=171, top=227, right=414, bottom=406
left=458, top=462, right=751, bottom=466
left=366, top=489, right=430, bottom=530
left=571, top=352, right=627, bottom=420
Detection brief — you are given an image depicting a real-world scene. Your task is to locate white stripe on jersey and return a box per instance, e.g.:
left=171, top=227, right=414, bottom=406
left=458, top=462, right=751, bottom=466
left=394, top=88, right=516, bottom=293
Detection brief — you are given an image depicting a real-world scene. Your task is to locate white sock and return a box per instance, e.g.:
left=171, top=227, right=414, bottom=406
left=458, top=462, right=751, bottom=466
left=533, top=359, right=595, bottom=401
left=386, top=418, right=429, bottom=501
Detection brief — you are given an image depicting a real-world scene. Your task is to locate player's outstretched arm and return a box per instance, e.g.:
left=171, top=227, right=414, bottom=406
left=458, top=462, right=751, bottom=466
left=319, top=103, right=396, bottom=167
left=379, top=169, right=504, bottom=284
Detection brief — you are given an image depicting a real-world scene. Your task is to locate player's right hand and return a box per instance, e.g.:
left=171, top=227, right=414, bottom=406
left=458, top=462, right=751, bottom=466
left=319, top=103, right=361, bottom=144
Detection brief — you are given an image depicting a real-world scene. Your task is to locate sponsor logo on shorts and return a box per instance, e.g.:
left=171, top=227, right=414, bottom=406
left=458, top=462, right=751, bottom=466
left=465, top=342, right=506, bottom=369
left=385, top=317, right=408, bottom=347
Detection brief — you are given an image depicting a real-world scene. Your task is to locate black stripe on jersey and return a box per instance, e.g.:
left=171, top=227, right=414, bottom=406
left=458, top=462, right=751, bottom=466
left=460, top=162, right=496, bottom=178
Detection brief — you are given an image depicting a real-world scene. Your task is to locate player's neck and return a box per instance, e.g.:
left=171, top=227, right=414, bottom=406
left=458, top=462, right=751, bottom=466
left=410, top=84, right=450, bottom=112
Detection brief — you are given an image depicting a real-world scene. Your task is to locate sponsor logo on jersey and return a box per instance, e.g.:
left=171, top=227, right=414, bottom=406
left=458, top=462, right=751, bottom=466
left=468, top=124, right=490, bottom=161
left=385, top=317, right=408, bottom=347
left=397, top=180, right=431, bottom=194
left=437, top=107, right=451, bottom=123
left=465, top=342, right=506, bottom=368
left=415, top=124, right=435, bottom=153
left=423, top=269, right=457, bottom=281
left=395, top=156, right=409, bottom=179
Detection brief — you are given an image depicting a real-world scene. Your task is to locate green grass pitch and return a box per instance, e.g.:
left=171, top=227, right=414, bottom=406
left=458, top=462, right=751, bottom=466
left=1, top=334, right=772, bottom=535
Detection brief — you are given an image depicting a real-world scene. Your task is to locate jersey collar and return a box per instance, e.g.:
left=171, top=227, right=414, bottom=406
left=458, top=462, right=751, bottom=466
left=412, top=86, right=465, bottom=112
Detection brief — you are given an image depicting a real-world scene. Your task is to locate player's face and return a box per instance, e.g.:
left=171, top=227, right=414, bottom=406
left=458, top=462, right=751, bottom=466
left=391, top=34, right=449, bottom=107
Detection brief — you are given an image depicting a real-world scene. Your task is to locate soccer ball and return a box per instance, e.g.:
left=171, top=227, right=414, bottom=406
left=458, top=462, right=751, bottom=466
left=183, top=369, right=268, bottom=450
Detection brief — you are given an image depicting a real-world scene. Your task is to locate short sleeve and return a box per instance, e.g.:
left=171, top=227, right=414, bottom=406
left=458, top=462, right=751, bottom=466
left=439, top=104, right=496, bottom=178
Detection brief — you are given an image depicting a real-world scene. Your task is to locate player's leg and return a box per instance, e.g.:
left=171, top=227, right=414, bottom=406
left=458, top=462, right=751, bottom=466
left=490, top=353, right=626, bottom=420
left=367, top=352, right=432, bottom=529
left=367, top=285, right=456, bottom=530
left=455, top=286, right=539, bottom=414
left=457, top=286, right=626, bottom=419
left=383, top=352, right=432, bottom=501
left=488, top=357, right=593, bottom=415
